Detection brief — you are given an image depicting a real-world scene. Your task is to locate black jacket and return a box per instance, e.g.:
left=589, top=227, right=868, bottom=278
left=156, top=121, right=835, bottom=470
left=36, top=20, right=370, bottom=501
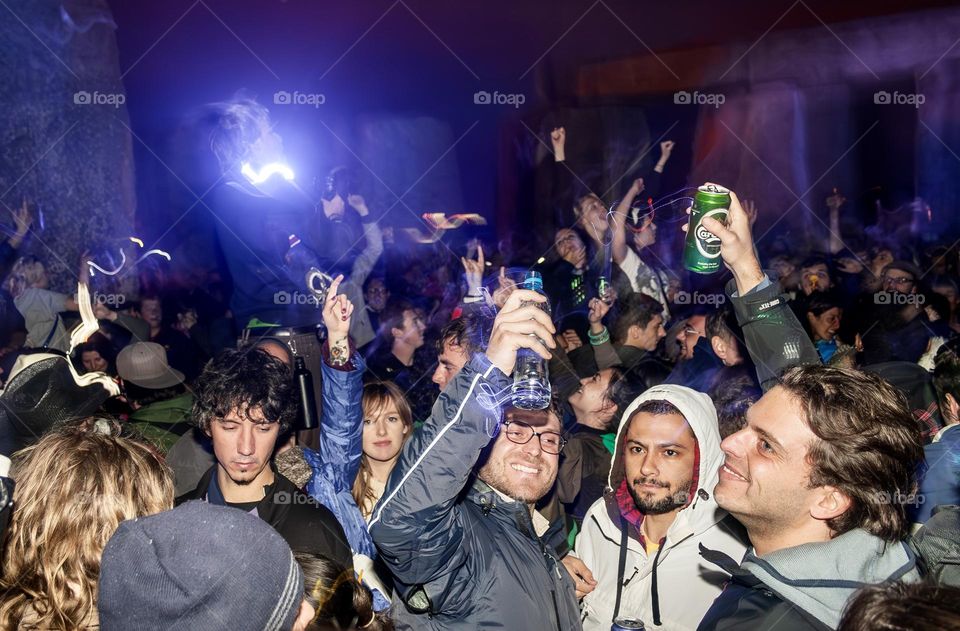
left=369, top=354, right=582, bottom=630
left=177, top=464, right=353, bottom=570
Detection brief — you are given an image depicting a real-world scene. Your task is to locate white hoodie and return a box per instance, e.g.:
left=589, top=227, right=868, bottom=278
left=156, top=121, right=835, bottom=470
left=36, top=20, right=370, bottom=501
left=573, top=384, right=748, bottom=631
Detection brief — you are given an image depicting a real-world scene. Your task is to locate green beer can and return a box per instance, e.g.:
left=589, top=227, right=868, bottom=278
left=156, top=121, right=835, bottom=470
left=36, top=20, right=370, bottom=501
left=684, top=184, right=731, bottom=274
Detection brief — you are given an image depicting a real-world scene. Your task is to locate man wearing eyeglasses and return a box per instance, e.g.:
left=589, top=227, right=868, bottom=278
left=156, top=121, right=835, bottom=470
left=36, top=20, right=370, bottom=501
left=872, top=260, right=935, bottom=364
left=369, top=289, right=582, bottom=630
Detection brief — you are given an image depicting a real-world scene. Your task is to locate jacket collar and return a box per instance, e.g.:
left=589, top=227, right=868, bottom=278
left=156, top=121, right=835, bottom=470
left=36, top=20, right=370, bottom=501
left=467, top=478, right=550, bottom=538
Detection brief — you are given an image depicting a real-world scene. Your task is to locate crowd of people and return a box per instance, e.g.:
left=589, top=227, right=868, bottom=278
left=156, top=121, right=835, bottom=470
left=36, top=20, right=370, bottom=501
left=0, top=96, right=959, bottom=629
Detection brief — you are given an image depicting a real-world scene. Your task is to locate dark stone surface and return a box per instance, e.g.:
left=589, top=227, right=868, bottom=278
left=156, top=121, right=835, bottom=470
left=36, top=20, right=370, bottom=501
left=0, top=0, right=135, bottom=294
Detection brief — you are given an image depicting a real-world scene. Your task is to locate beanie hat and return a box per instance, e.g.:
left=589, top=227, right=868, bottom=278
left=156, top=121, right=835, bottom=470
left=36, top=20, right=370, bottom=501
left=98, top=501, right=304, bottom=631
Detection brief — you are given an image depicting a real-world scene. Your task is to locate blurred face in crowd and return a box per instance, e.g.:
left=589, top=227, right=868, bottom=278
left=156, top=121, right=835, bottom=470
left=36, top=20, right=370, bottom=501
left=365, top=278, right=389, bottom=312
left=208, top=406, right=279, bottom=488
left=883, top=268, right=917, bottom=295
left=807, top=307, right=842, bottom=342
left=554, top=229, right=587, bottom=269
left=623, top=408, right=696, bottom=515
left=714, top=387, right=833, bottom=546
left=770, top=257, right=795, bottom=283
left=800, top=263, right=831, bottom=296
left=676, top=314, right=707, bottom=360
left=140, top=298, right=163, bottom=330
left=873, top=248, right=894, bottom=272
left=568, top=368, right=618, bottom=426
left=393, top=309, right=426, bottom=350
left=630, top=314, right=666, bottom=352
left=577, top=195, right=609, bottom=235
left=478, top=409, right=562, bottom=503
left=81, top=350, right=108, bottom=373
left=432, top=336, right=470, bottom=391
left=631, top=213, right=657, bottom=250
left=362, top=399, right=409, bottom=464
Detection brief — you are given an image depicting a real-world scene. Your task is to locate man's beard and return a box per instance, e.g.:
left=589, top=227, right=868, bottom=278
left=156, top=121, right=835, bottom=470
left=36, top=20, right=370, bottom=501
left=477, top=456, right=554, bottom=503
left=627, top=476, right=693, bottom=515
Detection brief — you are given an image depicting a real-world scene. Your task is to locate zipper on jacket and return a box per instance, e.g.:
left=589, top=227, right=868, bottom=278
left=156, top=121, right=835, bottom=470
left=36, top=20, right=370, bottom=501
left=526, top=509, right=565, bottom=630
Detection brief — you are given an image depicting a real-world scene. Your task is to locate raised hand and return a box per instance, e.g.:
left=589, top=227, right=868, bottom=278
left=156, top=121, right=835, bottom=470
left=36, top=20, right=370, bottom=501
left=174, top=309, right=198, bottom=335
left=485, top=289, right=556, bottom=376
left=826, top=189, right=846, bottom=212
left=741, top=198, right=758, bottom=228
left=655, top=140, right=676, bottom=172
left=561, top=329, right=582, bottom=352
left=347, top=194, right=369, bottom=217
left=588, top=296, right=611, bottom=325
left=492, top=266, right=518, bottom=309
left=461, top=244, right=485, bottom=296
left=93, top=302, right=117, bottom=322
left=551, top=127, right=566, bottom=162
left=12, top=198, right=32, bottom=236
left=322, top=274, right=354, bottom=341
left=683, top=184, right=764, bottom=295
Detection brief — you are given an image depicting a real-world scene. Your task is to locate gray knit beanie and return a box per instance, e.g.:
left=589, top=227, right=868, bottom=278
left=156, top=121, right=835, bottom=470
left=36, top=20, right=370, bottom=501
left=98, top=500, right=304, bottom=631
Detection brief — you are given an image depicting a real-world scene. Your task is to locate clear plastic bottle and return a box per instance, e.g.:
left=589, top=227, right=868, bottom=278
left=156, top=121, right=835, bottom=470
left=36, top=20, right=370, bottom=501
left=511, top=270, right=552, bottom=410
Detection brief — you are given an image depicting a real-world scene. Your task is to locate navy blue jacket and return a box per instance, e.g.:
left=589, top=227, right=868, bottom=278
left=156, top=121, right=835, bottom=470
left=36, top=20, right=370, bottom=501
left=369, top=354, right=582, bottom=630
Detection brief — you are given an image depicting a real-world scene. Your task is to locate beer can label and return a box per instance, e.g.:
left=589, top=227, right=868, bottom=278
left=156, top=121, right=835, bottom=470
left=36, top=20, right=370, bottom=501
left=694, top=208, right=728, bottom=259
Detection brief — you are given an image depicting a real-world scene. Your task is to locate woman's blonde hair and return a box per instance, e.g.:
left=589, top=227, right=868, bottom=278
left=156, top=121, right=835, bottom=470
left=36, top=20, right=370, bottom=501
left=3, top=256, right=46, bottom=298
left=352, top=381, right=413, bottom=519
left=0, top=419, right=174, bottom=630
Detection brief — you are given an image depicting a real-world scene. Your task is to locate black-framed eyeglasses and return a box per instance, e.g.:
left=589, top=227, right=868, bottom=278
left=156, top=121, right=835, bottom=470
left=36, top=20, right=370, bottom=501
left=883, top=275, right=915, bottom=287
left=502, top=421, right=566, bottom=455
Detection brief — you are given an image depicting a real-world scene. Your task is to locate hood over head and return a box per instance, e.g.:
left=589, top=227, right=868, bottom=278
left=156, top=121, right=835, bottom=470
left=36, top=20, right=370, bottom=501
left=605, top=384, right=724, bottom=535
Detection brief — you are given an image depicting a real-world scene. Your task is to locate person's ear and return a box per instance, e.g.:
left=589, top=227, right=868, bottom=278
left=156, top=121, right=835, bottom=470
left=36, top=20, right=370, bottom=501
left=945, top=393, right=960, bottom=424
left=710, top=335, right=727, bottom=361
left=810, top=486, right=852, bottom=523
left=391, top=325, right=404, bottom=340
left=627, top=324, right=640, bottom=342
left=292, top=598, right=315, bottom=631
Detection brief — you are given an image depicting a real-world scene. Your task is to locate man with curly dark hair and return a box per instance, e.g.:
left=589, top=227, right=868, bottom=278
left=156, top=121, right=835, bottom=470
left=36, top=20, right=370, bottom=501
left=177, top=346, right=353, bottom=570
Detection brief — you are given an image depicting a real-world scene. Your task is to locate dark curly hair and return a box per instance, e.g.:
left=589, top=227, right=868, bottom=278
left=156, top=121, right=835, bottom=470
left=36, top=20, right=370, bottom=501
left=193, top=349, right=296, bottom=434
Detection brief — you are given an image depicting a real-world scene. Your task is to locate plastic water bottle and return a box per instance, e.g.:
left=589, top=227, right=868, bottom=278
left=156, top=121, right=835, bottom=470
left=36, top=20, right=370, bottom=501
left=294, top=356, right=318, bottom=430
left=511, top=271, right=552, bottom=410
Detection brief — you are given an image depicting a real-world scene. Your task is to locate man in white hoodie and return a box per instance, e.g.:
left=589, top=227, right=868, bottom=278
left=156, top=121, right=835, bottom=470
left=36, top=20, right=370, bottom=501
left=566, top=384, right=748, bottom=630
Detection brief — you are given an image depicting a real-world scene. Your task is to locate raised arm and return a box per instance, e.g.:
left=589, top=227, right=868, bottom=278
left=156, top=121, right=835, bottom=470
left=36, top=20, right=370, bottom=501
left=696, top=185, right=819, bottom=390
left=315, top=275, right=365, bottom=487
left=346, top=195, right=383, bottom=288
left=825, top=189, right=845, bottom=256
left=611, top=178, right=644, bottom=265
left=369, top=290, right=555, bottom=591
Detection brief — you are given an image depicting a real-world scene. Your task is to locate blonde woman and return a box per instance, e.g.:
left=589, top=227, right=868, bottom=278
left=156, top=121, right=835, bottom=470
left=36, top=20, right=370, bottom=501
left=4, top=256, right=80, bottom=353
left=0, top=419, right=173, bottom=629
left=352, top=382, right=413, bottom=520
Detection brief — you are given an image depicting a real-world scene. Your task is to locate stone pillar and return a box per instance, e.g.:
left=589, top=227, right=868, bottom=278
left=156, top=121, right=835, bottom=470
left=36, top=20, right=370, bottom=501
left=0, top=0, right=135, bottom=293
